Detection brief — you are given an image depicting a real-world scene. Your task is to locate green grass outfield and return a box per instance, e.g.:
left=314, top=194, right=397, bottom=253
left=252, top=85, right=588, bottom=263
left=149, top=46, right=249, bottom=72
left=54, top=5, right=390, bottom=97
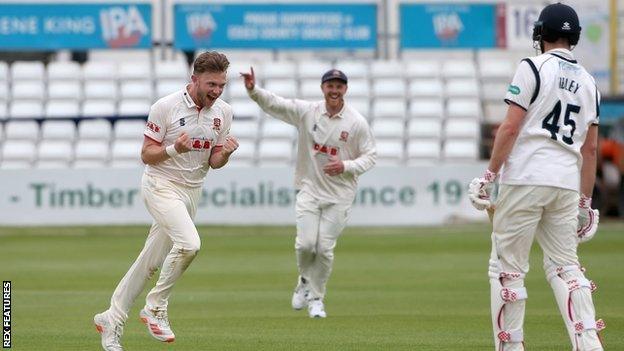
left=1, top=223, right=623, bottom=350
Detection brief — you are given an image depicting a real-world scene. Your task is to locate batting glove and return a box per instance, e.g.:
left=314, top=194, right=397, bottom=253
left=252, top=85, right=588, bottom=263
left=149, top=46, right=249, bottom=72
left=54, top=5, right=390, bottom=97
left=468, top=169, right=497, bottom=211
left=577, top=194, right=599, bottom=243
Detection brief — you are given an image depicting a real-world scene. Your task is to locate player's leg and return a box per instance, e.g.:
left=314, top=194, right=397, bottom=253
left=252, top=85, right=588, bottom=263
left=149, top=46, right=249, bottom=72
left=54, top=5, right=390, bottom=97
left=538, top=189, right=604, bottom=351
left=293, top=190, right=321, bottom=309
left=489, top=185, right=543, bottom=351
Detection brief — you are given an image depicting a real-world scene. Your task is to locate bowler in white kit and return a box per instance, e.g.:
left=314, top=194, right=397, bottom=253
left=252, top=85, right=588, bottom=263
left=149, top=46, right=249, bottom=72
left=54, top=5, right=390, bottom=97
left=94, top=51, right=239, bottom=351
left=468, top=3, right=605, bottom=351
left=241, top=67, right=376, bottom=318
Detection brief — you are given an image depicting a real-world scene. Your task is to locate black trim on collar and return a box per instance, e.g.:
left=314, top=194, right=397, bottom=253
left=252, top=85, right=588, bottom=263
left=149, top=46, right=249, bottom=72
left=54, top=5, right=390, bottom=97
left=521, top=58, right=540, bottom=105
left=550, top=53, right=577, bottom=64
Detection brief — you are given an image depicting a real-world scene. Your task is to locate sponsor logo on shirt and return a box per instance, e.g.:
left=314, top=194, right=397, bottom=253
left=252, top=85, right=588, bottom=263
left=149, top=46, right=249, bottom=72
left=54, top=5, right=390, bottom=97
left=313, top=143, right=338, bottom=156
left=508, top=85, right=521, bottom=95
left=146, top=121, right=161, bottom=133
left=191, top=138, right=212, bottom=150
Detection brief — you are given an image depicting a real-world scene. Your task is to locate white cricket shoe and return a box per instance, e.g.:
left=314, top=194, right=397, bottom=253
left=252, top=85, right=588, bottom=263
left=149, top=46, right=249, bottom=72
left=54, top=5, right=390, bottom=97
left=308, top=299, right=327, bottom=318
left=139, top=307, right=175, bottom=343
left=291, top=276, right=309, bottom=310
left=93, top=311, right=124, bottom=351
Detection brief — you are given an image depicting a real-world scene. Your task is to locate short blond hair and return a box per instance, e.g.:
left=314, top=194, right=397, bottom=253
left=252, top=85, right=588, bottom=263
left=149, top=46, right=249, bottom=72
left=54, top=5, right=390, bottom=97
left=193, top=51, right=229, bottom=74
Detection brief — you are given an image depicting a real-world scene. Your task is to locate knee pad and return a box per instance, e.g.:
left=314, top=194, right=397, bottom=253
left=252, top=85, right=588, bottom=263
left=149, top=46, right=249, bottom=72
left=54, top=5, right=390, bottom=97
left=544, top=261, right=605, bottom=349
left=489, top=259, right=527, bottom=349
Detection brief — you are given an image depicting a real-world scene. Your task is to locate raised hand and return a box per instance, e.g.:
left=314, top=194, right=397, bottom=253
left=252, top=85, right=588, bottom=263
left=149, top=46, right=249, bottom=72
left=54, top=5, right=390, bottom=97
left=323, top=155, right=344, bottom=176
left=174, top=132, right=193, bottom=153
left=240, top=67, right=256, bottom=90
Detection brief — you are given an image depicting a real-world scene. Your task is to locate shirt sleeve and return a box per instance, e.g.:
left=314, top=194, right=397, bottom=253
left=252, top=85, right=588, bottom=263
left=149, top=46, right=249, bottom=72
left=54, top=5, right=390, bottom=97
left=504, top=59, right=538, bottom=111
left=247, top=86, right=312, bottom=127
left=343, top=119, right=376, bottom=176
left=144, top=102, right=167, bottom=142
left=592, top=86, right=600, bottom=125
left=215, top=105, right=233, bottom=146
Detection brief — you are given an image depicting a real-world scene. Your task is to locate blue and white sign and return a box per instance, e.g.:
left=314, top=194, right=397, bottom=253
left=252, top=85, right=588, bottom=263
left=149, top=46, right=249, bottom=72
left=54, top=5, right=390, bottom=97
left=0, top=3, right=152, bottom=49
left=400, top=3, right=497, bottom=48
left=174, top=3, right=377, bottom=49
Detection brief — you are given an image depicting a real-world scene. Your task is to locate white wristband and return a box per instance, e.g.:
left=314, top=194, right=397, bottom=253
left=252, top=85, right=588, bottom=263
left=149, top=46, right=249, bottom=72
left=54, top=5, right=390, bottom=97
left=165, top=145, right=179, bottom=158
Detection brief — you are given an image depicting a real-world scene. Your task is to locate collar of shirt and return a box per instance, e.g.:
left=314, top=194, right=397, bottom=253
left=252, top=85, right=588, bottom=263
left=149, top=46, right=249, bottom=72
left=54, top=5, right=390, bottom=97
left=321, top=102, right=346, bottom=119
left=546, top=48, right=577, bottom=63
left=182, top=84, right=198, bottom=109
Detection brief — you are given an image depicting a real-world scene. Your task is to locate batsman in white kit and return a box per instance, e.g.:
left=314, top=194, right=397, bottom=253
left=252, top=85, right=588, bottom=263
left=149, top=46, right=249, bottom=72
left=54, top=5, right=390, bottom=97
left=94, top=51, right=239, bottom=351
left=468, top=3, right=605, bottom=351
left=241, top=68, right=376, bottom=318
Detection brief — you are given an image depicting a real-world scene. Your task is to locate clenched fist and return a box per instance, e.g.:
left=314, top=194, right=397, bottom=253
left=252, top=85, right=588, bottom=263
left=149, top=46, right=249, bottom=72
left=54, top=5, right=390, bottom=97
left=174, top=132, right=193, bottom=153
left=323, top=155, right=344, bottom=176
left=222, top=136, right=239, bottom=155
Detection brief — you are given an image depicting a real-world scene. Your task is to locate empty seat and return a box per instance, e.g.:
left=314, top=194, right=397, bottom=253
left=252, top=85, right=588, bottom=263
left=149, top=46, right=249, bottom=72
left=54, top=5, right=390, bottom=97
left=372, top=99, right=406, bottom=119
left=406, top=61, right=441, bottom=79
left=479, top=59, right=515, bottom=80
left=234, top=119, right=260, bottom=140
left=45, top=100, right=80, bottom=119
left=81, top=100, right=116, bottom=118
left=373, top=119, right=404, bottom=139
left=261, top=119, right=296, bottom=139
left=298, top=61, right=332, bottom=79
left=442, top=60, right=477, bottom=78
left=346, top=79, right=370, bottom=98
left=407, top=139, right=441, bottom=162
left=41, top=120, right=76, bottom=140
left=232, top=100, right=262, bottom=120
left=258, top=140, right=292, bottom=165
left=120, top=81, right=153, bottom=100
left=0, top=62, right=8, bottom=82
left=226, top=61, right=255, bottom=81
left=484, top=101, right=508, bottom=124
left=154, top=61, right=189, bottom=80
left=445, top=119, right=480, bottom=139
left=443, top=140, right=479, bottom=160
left=481, top=81, right=508, bottom=102
left=156, top=80, right=185, bottom=99
left=375, top=140, right=404, bottom=165
left=73, top=140, right=110, bottom=167
left=409, top=79, right=444, bottom=98
left=447, top=99, right=482, bottom=119
left=300, top=80, right=323, bottom=100
left=445, top=79, right=479, bottom=98
left=349, top=98, right=371, bottom=119
left=78, top=119, right=112, bottom=140
left=0, top=101, right=7, bottom=120
left=10, top=101, right=44, bottom=119
left=372, top=79, right=406, bottom=98
left=114, top=120, right=146, bottom=140
left=118, top=99, right=150, bottom=117
left=110, top=140, right=143, bottom=167
left=370, top=60, right=404, bottom=79
left=11, top=61, right=45, bottom=80
left=228, top=140, right=255, bottom=166
left=334, top=60, right=368, bottom=79
left=84, top=81, right=118, bottom=100
left=227, top=80, right=249, bottom=99
left=83, top=62, right=118, bottom=80
left=47, top=61, right=81, bottom=81
left=118, top=62, right=152, bottom=81
left=48, top=81, right=82, bottom=100
left=11, top=81, right=45, bottom=100
left=36, top=140, right=72, bottom=167
left=0, top=82, right=8, bottom=101
left=409, top=99, right=444, bottom=119
left=4, top=120, right=39, bottom=141
left=1, top=140, right=37, bottom=166
left=261, top=61, right=297, bottom=79
left=408, top=119, right=442, bottom=139
left=264, top=79, right=298, bottom=99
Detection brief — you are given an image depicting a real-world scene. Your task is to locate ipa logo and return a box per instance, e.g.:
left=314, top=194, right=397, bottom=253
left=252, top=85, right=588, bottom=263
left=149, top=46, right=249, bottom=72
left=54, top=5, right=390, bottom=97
left=432, top=12, right=463, bottom=41
left=100, top=6, right=148, bottom=48
left=186, top=12, right=216, bottom=41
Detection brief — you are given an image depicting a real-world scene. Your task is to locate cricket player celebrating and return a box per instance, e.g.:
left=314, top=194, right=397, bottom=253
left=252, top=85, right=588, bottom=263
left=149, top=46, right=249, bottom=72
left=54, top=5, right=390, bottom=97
left=94, top=51, right=238, bottom=351
left=468, top=3, right=605, bottom=350
left=241, top=68, right=376, bottom=318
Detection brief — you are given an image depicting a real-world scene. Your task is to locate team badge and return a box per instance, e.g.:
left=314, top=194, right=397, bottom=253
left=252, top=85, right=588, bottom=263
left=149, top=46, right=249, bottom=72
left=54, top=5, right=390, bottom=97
left=340, top=131, right=349, bottom=142
left=179, top=118, right=186, bottom=126
left=213, top=118, right=221, bottom=131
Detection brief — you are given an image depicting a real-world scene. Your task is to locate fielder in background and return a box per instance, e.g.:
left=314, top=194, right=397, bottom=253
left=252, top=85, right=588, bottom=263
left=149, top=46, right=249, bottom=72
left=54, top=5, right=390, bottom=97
left=468, top=3, right=605, bottom=351
left=241, top=68, right=376, bottom=318
left=94, top=51, right=239, bottom=351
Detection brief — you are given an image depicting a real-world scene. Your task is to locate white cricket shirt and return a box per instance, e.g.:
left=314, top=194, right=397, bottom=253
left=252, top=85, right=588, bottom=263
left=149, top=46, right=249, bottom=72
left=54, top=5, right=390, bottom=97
left=501, top=48, right=600, bottom=192
left=143, top=85, right=232, bottom=187
left=248, top=86, right=376, bottom=203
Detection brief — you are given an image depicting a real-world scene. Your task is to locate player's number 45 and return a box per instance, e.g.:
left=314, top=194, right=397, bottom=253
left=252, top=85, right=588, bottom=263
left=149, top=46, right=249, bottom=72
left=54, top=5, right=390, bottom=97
left=542, top=100, right=579, bottom=145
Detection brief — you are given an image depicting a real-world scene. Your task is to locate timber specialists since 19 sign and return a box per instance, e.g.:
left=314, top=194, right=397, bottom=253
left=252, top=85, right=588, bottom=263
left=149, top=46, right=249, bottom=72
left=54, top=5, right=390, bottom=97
left=0, top=166, right=487, bottom=226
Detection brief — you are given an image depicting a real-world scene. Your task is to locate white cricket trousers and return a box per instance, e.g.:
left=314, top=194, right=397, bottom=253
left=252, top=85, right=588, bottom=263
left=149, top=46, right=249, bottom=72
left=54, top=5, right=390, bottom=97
left=295, top=190, right=351, bottom=300
left=108, top=173, right=202, bottom=325
left=490, top=184, right=602, bottom=351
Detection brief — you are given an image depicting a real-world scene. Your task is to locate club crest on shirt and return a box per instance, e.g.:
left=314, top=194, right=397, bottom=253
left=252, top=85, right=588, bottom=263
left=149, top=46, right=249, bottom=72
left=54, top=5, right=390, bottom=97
left=212, top=117, right=221, bottom=131
left=339, top=131, right=349, bottom=142
left=179, top=117, right=185, bottom=126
